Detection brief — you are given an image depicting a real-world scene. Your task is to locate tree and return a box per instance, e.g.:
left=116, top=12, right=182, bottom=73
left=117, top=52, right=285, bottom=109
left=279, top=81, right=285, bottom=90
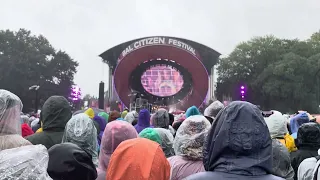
left=216, top=32, right=320, bottom=113
left=0, top=29, right=78, bottom=112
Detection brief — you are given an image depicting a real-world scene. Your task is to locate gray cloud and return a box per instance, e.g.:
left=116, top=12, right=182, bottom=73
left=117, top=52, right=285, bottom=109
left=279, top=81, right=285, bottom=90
left=1, top=0, right=319, bottom=96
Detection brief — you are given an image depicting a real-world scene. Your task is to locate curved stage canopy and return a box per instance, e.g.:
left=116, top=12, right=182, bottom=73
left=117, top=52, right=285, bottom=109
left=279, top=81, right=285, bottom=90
left=99, top=36, right=221, bottom=109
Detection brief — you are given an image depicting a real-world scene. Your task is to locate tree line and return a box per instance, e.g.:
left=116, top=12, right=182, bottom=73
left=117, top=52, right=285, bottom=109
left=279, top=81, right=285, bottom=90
left=216, top=31, right=320, bottom=113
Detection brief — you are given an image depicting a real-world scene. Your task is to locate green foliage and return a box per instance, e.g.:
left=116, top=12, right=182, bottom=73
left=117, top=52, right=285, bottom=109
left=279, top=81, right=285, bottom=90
left=216, top=33, right=320, bottom=113
left=0, top=29, right=78, bottom=112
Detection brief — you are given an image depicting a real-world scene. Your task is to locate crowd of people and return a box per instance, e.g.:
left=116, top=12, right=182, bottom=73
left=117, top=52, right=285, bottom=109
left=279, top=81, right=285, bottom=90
left=1, top=89, right=320, bottom=180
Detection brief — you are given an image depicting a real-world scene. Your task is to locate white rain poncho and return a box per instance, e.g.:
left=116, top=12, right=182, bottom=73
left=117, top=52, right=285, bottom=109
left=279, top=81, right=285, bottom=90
left=0, top=144, right=52, bottom=180
left=62, top=113, right=98, bottom=167
left=173, top=115, right=211, bottom=160
left=204, top=100, right=224, bottom=119
left=154, top=128, right=175, bottom=158
left=265, top=110, right=289, bottom=138
left=0, top=90, right=31, bottom=150
left=124, top=111, right=138, bottom=124
left=0, top=89, right=23, bottom=135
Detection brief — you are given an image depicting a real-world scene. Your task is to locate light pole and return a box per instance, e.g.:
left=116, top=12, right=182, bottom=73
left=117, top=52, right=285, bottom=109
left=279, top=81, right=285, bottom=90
left=29, top=85, right=40, bottom=113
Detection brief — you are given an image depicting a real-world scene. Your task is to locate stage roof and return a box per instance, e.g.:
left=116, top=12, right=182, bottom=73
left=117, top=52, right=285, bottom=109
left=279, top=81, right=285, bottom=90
left=99, top=36, right=221, bottom=74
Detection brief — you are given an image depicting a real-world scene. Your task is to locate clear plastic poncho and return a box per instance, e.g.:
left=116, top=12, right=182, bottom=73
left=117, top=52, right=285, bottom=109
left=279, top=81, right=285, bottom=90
left=204, top=100, right=224, bottom=118
left=173, top=115, right=211, bottom=160
left=62, top=113, right=98, bottom=167
left=0, top=144, right=52, bottom=180
left=0, top=89, right=23, bottom=135
left=154, top=128, right=175, bottom=158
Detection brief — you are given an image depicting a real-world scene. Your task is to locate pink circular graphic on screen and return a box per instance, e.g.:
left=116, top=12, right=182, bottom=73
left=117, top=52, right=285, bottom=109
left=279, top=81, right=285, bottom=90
left=141, top=65, right=184, bottom=97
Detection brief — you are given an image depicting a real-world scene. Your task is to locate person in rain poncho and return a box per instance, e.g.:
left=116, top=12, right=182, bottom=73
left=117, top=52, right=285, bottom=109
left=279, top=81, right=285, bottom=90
left=106, top=138, right=171, bottom=180
left=26, top=96, right=72, bottom=149
left=121, top=110, right=128, bottom=119
left=0, top=90, right=31, bottom=150
left=168, top=115, right=211, bottom=180
left=93, top=115, right=107, bottom=146
left=290, top=123, right=320, bottom=180
left=21, top=115, right=34, bottom=137
left=186, top=101, right=283, bottom=180
left=96, top=121, right=138, bottom=180
left=154, top=128, right=175, bottom=158
left=84, top=108, right=95, bottom=119
left=265, top=111, right=297, bottom=152
left=62, top=113, right=98, bottom=167
left=271, top=139, right=295, bottom=180
left=108, top=110, right=120, bottom=122
left=47, top=143, right=97, bottom=180
left=139, top=128, right=162, bottom=144
left=124, top=111, right=138, bottom=124
left=203, top=100, right=224, bottom=124
left=290, top=112, right=310, bottom=139
left=0, top=144, right=52, bottom=180
left=153, top=108, right=175, bottom=135
left=185, top=106, right=201, bottom=118
left=98, top=112, right=109, bottom=124
left=297, top=149, right=320, bottom=180
left=134, top=109, right=152, bottom=133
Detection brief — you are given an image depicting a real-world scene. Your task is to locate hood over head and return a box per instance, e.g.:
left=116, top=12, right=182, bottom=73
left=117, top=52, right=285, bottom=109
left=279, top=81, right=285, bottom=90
left=106, top=138, right=171, bottom=180
left=21, top=123, right=34, bottom=137
left=139, top=128, right=162, bottom=144
left=98, top=112, right=109, bottom=123
left=153, top=109, right=170, bottom=129
left=108, top=111, right=120, bottom=122
left=0, top=89, right=23, bottom=135
left=41, top=96, right=72, bottom=131
left=174, top=115, right=211, bottom=160
left=135, top=109, right=151, bottom=133
left=185, top=106, right=201, bottom=118
left=203, top=101, right=273, bottom=176
left=48, top=143, right=97, bottom=180
left=154, top=128, right=175, bottom=157
left=62, top=113, right=98, bottom=166
left=265, top=111, right=288, bottom=138
left=204, top=101, right=224, bottom=119
left=121, top=110, right=128, bottom=118
left=98, top=120, right=138, bottom=172
left=0, top=144, right=52, bottom=180
left=290, top=112, right=309, bottom=134
left=296, top=122, right=320, bottom=149
left=124, top=111, right=138, bottom=124
left=93, top=115, right=106, bottom=132
left=271, top=139, right=294, bottom=180
left=84, top=108, right=94, bottom=119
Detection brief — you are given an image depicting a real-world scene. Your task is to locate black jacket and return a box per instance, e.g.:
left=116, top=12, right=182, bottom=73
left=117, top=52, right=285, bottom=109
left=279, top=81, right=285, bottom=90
left=26, top=96, right=72, bottom=149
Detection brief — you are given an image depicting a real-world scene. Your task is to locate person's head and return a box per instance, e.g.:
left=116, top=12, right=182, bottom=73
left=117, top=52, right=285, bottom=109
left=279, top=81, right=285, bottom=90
left=98, top=112, right=109, bottom=123
left=40, top=96, right=72, bottom=131
left=0, top=89, right=23, bottom=135
left=124, top=111, right=138, bottom=124
left=0, top=145, right=52, bottom=179
left=62, top=113, right=98, bottom=166
left=121, top=110, right=128, bottom=119
left=48, top=143, right=97, bottom=180
left=154, top=128, right=175, bottom=158
left=108, top=111, right=120, bottom=122
left=204, top=100, right=224, bottom=119
left=98, top=121, right=138, bottom=171
left=204, top=101, right=273, bottom=175
left=20, top=115, right=30, bottom=125
left=135, top=109, right=151, bottom=133
left=139, top=128, right=162, bottom=144
left=271, top=139, right=294, bottom=179
left=296, top=122, right=320, bottom=149
left=106, top=138, right=171, bottom=180
left=265, top=111, right=288, bottom=138
left=93, top=115, right=106, bottom=133
left=153, top=109, right=170, bottom=129
left=84, top=108, right=94, bottom=119
left=174, top=115, right=211, bottom=160
left=185, top=106, right=201, bottom=118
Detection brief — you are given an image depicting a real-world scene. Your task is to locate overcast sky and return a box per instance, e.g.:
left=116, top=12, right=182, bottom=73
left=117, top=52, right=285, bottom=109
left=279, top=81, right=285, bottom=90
left=1, top=0, right=319, bottom=96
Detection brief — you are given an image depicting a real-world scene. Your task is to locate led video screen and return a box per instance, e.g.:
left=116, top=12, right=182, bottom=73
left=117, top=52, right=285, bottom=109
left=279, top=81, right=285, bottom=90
left=141, top=65, right=184, bottom=97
